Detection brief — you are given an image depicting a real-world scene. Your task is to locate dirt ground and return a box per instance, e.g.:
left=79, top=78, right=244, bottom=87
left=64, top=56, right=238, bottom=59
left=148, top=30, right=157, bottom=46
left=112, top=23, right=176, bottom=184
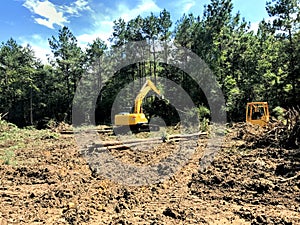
left=0, top=126, right=299, bottom=225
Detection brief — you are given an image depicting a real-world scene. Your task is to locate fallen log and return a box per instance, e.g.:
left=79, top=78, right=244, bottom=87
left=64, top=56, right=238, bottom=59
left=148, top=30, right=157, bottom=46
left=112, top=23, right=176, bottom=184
left=60, top=128, right=113, bottom=135
left=86, top=132, right=206, bottom=151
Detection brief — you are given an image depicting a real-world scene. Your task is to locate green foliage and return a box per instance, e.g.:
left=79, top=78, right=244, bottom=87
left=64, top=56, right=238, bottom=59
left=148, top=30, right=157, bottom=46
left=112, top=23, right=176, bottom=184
left=197, top=106, right=210, bottom=120
left=0, top=39, right=40, bottom=126
left=200, top=118, right=210, bottom=132
left=0, top=2, right=299, bottom=127
left=0, top=117, right=17, bottom=132
left=0, top=117, right=60, bottom=166
left=0, top=118, right=59, bottom=152
left=266, top=0, right=300, bottom=106
left=272, top=106, right=286, bottom=121
left=0, top=150, right=16, bottom=165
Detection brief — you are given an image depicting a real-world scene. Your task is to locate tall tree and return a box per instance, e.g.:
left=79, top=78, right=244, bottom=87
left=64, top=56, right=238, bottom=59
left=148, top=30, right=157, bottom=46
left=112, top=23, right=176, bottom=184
left=144, top=13, right=160, bottom=82
left=85, top=37, right=107, bottom=99
left=266, top=0, right=300, bottom=105
left=253, top=20, right=283, bottom=107
left=110, top=18, right=127, bottom=47
left=126, top=16, right=147, bottom=82
left=158, top=9, right=173, bottom=83
left=0, top=39, right=39, bottom=126
left=159, top=9, right=172, bottom=43
left=48, top=26, right=84, bottom=122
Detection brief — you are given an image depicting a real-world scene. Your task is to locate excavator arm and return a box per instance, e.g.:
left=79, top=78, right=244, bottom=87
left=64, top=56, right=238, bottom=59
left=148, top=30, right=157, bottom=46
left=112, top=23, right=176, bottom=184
left=134, top=79, right=161, bottom=114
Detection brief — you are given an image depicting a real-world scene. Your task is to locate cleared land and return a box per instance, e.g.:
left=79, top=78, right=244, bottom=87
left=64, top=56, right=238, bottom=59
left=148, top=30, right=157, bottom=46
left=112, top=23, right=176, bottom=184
left=0, top=122, right=299, bottom=225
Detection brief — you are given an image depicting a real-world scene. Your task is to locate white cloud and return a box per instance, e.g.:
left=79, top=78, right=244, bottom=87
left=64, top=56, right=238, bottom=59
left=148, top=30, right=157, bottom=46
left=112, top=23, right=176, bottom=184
left=174, top=0, right=195, bottom=14
left=135, top=0, right=161, bottom=14
left=248, top=17, right=280, bottom=34
left=61, top=0, right=91, bottom=16
left=23, top=0, right=67, bottom=29
left=249, top=21, right=260, bottom=33
left=77, top=0, right=161, bottom=47
left=23, top=0, right=91, bottom=29
left=122, top=0, right=160, bottom=21
left=31, top=45, right=52, bottom=64
left=21, top=0, right=163, bottom=61
left=182, top=0, right=196, bottom=13
left=77, top=32, right=111, bottom=48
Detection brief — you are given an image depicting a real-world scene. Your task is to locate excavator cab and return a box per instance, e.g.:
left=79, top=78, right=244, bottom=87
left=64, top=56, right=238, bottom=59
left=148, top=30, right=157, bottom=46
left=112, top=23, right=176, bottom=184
left=246, top=102, right=269, bottom=127
left=114, top=79, right=162, bottom=133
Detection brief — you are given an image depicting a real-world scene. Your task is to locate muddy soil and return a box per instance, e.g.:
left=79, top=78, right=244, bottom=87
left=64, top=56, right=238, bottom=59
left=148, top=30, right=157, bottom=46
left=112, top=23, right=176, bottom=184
left=0, top=129, right=299, bottom=224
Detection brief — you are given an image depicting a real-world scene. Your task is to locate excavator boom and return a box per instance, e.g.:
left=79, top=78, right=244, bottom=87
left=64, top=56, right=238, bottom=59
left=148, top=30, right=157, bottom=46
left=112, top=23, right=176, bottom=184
left=134, top=79, right=160, bottom=114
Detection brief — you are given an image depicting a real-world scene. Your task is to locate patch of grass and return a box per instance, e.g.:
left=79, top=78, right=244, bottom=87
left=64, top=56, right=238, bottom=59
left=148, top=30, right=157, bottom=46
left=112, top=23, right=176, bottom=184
left=200, top=118, right=209, bottom=132
left=0, top=119, right=60, bottom=153
left=0, top=150, right=17, bottom=165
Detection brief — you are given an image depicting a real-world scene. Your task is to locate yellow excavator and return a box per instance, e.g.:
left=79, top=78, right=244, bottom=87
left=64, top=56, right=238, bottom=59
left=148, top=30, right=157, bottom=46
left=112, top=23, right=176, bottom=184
left=114, top=79, right=162, bottom=133
left=246, top=102, right=270, bottom=127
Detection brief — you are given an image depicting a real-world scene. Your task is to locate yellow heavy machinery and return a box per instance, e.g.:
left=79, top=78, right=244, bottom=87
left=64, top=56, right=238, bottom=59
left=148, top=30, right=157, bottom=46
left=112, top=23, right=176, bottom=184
left=114, top=79, right=162, bottom=133
left=246, top=102, right=270, bottom=127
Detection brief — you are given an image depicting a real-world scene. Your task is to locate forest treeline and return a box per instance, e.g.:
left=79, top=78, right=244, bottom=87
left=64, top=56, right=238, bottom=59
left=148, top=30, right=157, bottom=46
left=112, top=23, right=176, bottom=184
left=0, top=0, right=299, bottom=127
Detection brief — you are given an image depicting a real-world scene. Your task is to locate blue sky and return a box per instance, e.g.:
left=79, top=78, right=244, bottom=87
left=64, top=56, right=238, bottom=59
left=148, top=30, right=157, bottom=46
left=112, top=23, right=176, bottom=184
left=0, top=0, right=270, bottom=62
